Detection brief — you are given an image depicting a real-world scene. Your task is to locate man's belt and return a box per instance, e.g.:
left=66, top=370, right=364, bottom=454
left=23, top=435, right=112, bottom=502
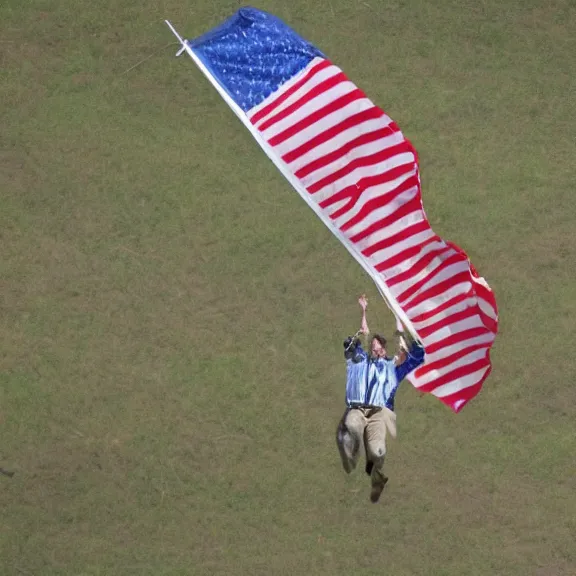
left=348, top=403, right=382, bottom=411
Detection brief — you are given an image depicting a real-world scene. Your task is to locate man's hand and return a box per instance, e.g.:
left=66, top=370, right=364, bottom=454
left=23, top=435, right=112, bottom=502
left=358, top=294, right=369, bottom=334
left=394, top=349, right=407, bottom=366
left=398, top=334, right=409, bottom=353
left=395, top=325, right=415, bottom=350
left=394, top=329, right=409, bottom=366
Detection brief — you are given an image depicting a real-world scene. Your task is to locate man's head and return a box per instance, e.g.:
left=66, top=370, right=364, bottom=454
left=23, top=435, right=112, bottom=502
left=370, top=334, right=387, bottom=359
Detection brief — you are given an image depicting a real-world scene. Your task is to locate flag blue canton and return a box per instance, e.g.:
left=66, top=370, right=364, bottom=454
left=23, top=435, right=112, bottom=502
left=187, top=7, right=325, bottom=112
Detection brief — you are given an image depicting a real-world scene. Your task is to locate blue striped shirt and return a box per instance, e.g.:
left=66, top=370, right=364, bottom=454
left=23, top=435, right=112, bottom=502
left=344, top=342, right=425, bottom=411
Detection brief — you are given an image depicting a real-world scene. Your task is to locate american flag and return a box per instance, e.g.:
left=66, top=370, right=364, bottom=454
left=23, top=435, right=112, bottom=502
left=169, top=7, right=498, bottom=412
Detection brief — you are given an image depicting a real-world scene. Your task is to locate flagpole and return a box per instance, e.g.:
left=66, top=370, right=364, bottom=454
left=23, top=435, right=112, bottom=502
left=164, top=20, right=421, bottom=343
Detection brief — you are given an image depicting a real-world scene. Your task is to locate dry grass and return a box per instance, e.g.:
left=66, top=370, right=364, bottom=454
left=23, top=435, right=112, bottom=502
left=1, top=0, right=575, bottom=574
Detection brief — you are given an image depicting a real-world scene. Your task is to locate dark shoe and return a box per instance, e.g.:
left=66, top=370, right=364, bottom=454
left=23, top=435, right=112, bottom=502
left=370, top=474, right=389, bottom=503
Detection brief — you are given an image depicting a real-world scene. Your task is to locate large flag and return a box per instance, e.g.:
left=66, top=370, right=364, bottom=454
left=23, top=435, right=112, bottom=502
left=166, top=7, right=498, bottom=412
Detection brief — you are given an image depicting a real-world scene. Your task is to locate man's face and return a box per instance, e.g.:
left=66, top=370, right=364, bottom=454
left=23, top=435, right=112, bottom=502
left=371, top=338, right=386, bottom=359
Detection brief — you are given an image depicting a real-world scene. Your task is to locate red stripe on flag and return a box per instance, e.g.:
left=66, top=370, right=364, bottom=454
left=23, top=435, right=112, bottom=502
left=416, top=306, right=480, bottom=340
left=375, top=235, right=440, bottom=273
left=396, top=252, right=464, bottom=304
left=257, top=72, right=348, bottom=131
left=472, top=283, right=499, bottom=334
left=348, top=196, right=422, bottom=243
left=295, top=126, right=399, bottom=180
left=403, top=271, right=472, bottom=312
left=320, top=163, right=415, bottom=210
left=386, top=244, right=452, bottom=288
left=444, top=240, right=499, bottom=333
left=339, top=172, right=419, bottom=231
left=249, top=59, right=332, bottom=125
left=268, top=89, right=365, bottom=146
left=416, top=342, right=490, bottom=377
left=414, top=357, right=489, bottom=393
left=423, top=326, right=490, bottom=355
left=306, top=141, right=413, bottom=194
left=437, top=379, right=486, bottom=412
left=362, top=219, right=431, bottom=257
left=282, top=107, right=385, bottom=163
left=410, top=291, right=470, bottom=324
left=330, top=170, right=417, bottom=222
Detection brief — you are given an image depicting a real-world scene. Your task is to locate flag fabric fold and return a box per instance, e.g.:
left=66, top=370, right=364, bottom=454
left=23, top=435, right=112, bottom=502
left=176, top=7, right=498, bottom=412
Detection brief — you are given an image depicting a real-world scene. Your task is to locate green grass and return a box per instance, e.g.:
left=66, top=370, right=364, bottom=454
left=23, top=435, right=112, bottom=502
left=1, top=0, right=575, bottom=574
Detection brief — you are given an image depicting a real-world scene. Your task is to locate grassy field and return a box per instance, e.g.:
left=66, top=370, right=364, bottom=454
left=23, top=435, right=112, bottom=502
left=1, top=0, right=575, bottom=574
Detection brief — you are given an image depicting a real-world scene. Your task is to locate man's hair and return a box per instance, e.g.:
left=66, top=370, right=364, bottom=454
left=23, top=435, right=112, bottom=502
left=371, top=334, right=387, bottom=348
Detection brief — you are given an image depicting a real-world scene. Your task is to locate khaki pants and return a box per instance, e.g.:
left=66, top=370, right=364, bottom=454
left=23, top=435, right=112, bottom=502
left=336, top=406, right=397, bottom=484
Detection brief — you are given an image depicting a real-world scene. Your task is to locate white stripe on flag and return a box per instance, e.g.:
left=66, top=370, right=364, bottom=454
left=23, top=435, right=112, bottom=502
left=353, top=209, right=424, bottom=252
left=274, top=99, right=377, bottom=157
left=342, top=183, right=419, bottom=239
left=260, top=81, right=358, bottom=141
left=288, top=116, right=395, bottom=174
left=367, top=229, right=437, bottom=269
left=300, top=131, right=406, bottom=189
left=430, top=365, right=490, bottom=398
left=252, top=65, right=343, bottom=129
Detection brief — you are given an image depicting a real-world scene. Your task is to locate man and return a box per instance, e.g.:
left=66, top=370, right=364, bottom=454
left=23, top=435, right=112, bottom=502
left=336, top=295, right=425, bottom=503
